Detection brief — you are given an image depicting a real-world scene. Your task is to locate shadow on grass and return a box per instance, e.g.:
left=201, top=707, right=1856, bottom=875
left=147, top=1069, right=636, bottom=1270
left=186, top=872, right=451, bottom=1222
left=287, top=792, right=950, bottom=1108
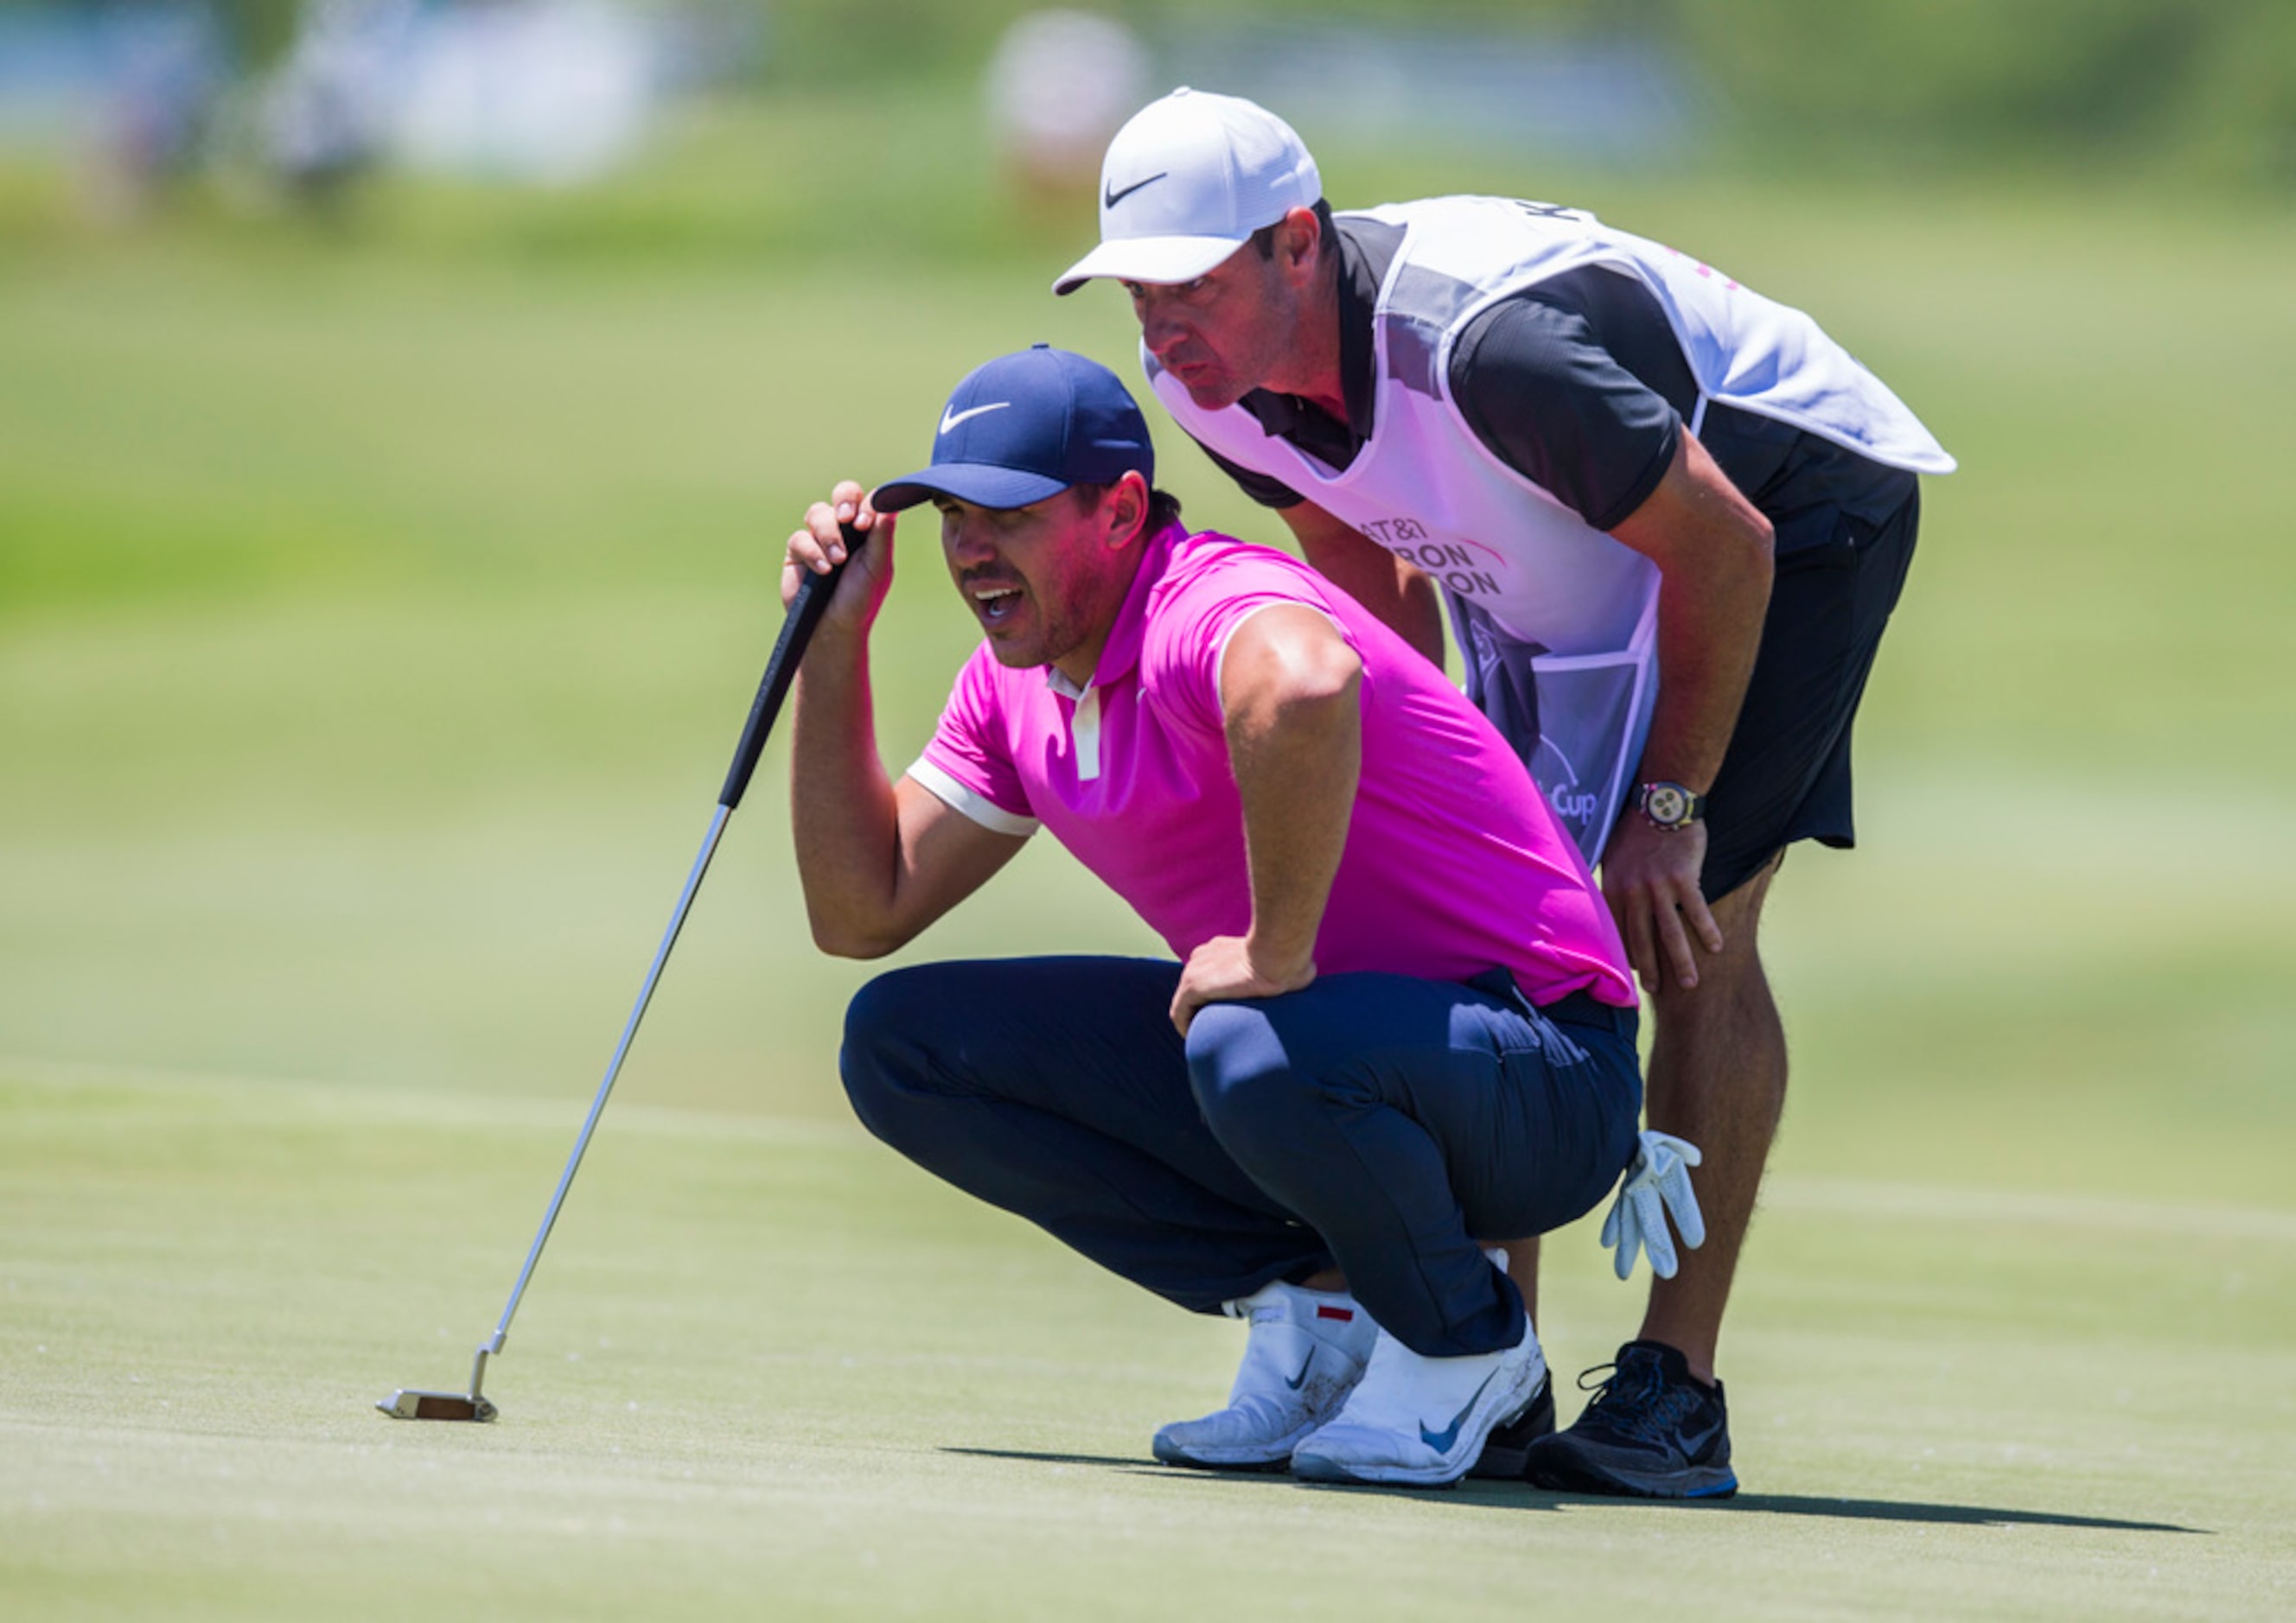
left=943, top=1445, right=1275, bottom=1482
left=1597, top=1493, right=2207, bottom=1535
left=940, top=1448, right=2208, bottom=1534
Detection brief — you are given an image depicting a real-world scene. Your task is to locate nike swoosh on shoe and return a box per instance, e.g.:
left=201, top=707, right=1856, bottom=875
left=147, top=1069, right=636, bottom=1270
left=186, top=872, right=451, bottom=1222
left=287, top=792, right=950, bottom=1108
left=1674, top=1417, right=1726, bottom=1460
left=1419, top=1371, right=1499, bottom=1454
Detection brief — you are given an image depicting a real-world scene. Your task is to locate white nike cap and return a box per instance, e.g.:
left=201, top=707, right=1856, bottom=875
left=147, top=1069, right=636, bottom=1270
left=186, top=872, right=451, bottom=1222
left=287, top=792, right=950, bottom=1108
left=1052, top=87, right=1322, bottom=296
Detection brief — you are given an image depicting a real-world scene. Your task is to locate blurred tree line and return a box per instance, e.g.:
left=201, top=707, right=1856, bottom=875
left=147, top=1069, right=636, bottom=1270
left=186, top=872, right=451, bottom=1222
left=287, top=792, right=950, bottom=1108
left=1681, top=0, right=2295, bottom=186
left=185, top=0, right=2290, bottom=186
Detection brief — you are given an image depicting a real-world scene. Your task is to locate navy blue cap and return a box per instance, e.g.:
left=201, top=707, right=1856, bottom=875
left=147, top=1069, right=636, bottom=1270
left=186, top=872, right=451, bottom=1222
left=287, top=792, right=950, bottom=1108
left=872, top=345, right=1155, bottom=512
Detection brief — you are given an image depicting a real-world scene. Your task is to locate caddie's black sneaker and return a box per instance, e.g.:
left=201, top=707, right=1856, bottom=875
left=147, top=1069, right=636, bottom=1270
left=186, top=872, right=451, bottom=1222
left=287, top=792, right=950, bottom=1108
left=1522, top=1340, right=1738, bottom=1499
left=1467, top=1370, right=1554, bottom=1479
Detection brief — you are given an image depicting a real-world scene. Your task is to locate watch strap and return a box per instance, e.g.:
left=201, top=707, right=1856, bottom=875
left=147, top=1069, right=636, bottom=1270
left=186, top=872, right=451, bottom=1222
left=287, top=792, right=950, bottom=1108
left=1636, top=781, right=1707, bottom=831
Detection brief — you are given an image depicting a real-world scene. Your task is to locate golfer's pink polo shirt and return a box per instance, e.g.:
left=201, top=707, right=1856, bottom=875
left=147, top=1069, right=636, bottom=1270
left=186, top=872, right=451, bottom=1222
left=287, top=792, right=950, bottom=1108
left=909, top=525, right=1635, bottom=1009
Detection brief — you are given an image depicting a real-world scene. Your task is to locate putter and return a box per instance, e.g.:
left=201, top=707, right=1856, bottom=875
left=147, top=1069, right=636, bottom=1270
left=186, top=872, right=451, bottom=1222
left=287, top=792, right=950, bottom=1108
left=379, top=525, right=858, bottom=1423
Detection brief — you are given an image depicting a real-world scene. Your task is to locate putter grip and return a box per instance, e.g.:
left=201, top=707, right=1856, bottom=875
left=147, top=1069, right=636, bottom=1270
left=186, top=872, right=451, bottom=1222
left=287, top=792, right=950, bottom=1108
left=717, top=521, right=863, bottom=810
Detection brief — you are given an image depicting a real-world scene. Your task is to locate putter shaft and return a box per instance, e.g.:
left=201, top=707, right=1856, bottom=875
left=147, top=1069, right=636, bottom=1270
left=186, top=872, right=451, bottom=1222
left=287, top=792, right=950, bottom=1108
left=491, top=802, right=731, bottom=1352
left=374, top=808, right=726, bottom=1425
left=379, top=532, right=856, bottom=1423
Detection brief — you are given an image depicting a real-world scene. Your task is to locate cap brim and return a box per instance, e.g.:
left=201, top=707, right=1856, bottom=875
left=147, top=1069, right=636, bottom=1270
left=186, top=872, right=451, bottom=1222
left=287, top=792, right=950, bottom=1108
left=1052, top=232, right=1250, bottom=296
left=871, top=463, right=1072, bottom=513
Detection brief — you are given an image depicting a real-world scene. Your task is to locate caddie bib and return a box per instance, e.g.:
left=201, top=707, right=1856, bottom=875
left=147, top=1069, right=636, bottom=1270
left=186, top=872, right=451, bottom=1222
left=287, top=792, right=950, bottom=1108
left=1151, top=194, right=1953, bottom=864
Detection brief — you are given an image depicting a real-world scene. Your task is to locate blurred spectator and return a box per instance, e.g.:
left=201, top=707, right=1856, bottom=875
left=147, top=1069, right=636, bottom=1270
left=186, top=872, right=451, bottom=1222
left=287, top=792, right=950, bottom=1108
left=392, top=0, right=663, bottom=188
left=0, top=1, right=232, bottom=223
left=261, top=0, right=413, bottom=210
left=984, top=10, right=1149, bottom=216
left=251, top=0, right=724, bottom=205
left=88, top=1, right=227, bottom=218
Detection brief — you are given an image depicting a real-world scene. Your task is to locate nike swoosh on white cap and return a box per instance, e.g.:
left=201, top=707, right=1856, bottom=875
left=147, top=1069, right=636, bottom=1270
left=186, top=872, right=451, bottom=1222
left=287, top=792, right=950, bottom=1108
left=940, top=401, right=1012, bottom=436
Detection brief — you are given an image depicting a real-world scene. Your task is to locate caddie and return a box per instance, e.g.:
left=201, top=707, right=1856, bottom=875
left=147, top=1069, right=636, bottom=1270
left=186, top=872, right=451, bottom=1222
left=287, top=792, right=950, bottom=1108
left=784, top=344, right=1696, bottom=1488
left=1055, top=88, right=1955, bottom=1499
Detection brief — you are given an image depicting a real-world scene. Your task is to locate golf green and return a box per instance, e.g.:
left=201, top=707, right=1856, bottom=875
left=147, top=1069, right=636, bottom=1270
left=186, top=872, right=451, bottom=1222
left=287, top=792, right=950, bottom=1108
left=3, top=124, right=2293, bottom=1614
left=3, top=1053, right=2290, bottom=1620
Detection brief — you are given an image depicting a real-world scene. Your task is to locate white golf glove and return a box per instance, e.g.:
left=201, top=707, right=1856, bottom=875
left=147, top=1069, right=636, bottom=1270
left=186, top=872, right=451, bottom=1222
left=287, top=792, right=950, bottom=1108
left=1601, top=1130, right=1707, bottom=1281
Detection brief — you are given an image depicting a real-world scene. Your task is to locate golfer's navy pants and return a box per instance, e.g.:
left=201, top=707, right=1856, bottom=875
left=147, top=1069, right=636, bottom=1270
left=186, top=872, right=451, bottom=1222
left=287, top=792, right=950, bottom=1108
left=839, top=957, right=1641, bottom=1358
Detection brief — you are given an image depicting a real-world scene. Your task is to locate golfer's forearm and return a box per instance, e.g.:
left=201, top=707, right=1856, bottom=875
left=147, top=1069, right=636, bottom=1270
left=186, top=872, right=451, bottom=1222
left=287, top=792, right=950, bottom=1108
left=788, top=633, right=909, bottom=956
left=1222, top=614, right=1362, bottom=977
left=1234, top=697, right=1358, bottom=972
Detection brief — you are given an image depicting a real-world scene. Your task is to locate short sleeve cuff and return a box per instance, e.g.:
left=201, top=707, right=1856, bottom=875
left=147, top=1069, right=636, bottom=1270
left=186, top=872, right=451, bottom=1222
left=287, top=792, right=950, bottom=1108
left=1587, top=416, right=1681, bottom=533
left=906, top=758, right=1040, bottom=837
left=1211, top=599, right=1352, bottom=697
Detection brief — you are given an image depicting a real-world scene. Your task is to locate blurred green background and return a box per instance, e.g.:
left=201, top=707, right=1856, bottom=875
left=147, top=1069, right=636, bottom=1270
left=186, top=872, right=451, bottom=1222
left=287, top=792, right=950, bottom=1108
left=3, top=3, right=2293, bottom=1615
left=3, top=0, right=2290, bottom=1177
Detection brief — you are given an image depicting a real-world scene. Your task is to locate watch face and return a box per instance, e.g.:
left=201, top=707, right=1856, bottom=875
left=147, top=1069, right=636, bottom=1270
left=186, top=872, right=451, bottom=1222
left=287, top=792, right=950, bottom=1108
left=1645, top=784, right=1692, bottom=826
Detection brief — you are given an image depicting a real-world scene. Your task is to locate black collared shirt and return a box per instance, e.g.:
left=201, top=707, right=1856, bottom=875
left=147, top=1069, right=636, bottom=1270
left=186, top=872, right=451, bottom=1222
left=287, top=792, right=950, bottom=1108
left=1192, top=215, right=1910, bottom=549
left=1222, top=218, right=1389, bottom=473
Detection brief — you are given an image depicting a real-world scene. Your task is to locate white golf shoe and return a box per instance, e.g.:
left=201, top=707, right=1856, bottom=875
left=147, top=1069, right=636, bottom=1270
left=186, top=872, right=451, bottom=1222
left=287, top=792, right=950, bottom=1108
left=1291, top=1318, right=1547, bottom=1487
left=1152, top=1282, right=1378, bottom=1471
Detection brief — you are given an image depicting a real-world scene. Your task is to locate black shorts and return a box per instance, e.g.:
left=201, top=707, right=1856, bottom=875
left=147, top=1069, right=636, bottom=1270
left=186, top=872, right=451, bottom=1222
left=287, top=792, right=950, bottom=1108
left=1700, top=478, right=1922, bottom=901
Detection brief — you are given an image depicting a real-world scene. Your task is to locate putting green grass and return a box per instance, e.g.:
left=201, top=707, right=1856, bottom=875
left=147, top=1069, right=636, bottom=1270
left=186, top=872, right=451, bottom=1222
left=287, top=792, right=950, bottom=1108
left=3, top=1060, right=2291, bottom=1621
left=3, top=142, right=2293, bottom=1614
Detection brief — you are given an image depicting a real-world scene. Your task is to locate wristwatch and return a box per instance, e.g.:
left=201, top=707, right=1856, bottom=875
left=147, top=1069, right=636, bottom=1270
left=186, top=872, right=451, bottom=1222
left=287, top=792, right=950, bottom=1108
left=1636, top=781, right=1707, bottom=833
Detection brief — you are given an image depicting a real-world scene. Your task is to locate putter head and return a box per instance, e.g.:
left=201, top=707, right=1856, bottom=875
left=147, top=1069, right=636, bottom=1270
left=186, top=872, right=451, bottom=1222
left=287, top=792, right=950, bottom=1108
left=376, top=1387, right=499, bottom=1423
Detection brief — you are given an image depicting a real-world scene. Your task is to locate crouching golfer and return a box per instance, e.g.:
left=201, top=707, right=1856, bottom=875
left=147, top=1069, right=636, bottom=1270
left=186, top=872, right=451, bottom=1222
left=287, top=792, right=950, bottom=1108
left=786, top=345, right=1665, bottom=1487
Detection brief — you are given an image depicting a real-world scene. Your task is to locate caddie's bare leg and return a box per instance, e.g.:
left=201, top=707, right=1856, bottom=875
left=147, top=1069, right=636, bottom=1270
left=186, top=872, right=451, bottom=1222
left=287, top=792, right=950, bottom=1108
left=1498, top=1237, right=1539, bottom=1325
left=1636, top=853, right=1786, bottom=1384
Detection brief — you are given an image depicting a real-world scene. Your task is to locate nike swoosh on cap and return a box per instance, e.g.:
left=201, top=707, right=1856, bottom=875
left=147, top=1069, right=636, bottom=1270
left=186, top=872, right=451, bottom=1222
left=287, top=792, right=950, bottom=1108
left=1103, top=171, right=1168, bottom=209
left=1419, top=1371, right=1499, bottom=1454
left=939, top=401, right=1011, bottom=436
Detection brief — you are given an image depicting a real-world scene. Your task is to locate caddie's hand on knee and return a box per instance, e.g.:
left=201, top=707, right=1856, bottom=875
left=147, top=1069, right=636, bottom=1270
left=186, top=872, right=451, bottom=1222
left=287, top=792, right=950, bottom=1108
left=783, top=479, right=895, bottom=633
left=1169, top=934, right=1315, bottom=1036
left=1600, top=815, right=1724, bottom=993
